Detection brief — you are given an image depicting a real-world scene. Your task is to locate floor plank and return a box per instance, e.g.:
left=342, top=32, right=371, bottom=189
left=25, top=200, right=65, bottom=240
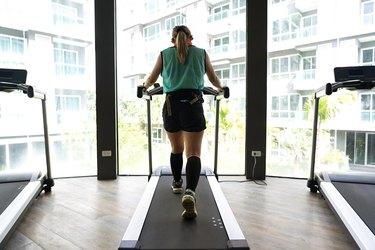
left=4, top=176, right=358, bottom=250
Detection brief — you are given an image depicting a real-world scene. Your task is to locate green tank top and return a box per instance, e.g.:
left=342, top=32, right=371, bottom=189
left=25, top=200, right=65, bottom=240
left=161, top=45, right=206, bottom=93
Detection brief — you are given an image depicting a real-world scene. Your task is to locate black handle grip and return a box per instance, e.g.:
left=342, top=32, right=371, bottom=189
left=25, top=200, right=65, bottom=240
left=137, top=85, right=145, bottom=98
left=223, top=86, right=230, bottom=98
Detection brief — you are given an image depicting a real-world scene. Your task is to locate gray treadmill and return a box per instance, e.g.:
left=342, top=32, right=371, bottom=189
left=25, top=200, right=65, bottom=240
left=307, top=66, right=375, bottom=249
left=0, top=68, right=54, bottom=247
left=119, top=85, right=249, bottom=250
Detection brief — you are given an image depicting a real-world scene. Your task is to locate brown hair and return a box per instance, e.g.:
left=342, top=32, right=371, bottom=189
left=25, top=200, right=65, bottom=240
left=172, top=25, right=193, bottom=64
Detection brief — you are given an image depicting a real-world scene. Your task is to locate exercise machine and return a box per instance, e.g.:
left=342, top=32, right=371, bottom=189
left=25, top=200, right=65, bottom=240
left=307, top=66, right=375, bottom=249
left=0, top=68, right=54, bottom=247
left=119, top=85, right=249, bottom=249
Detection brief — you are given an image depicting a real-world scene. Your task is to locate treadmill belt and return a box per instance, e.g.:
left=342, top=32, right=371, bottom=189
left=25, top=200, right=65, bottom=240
left=0, top=181, right=28, bottom=214
left=138, top=175, right=229, bottom=250
left=333, top=182, right=375, bottom=234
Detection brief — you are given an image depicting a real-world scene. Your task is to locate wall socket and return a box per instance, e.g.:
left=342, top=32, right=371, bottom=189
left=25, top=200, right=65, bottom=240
left=251, top=150, right=262, bottom=157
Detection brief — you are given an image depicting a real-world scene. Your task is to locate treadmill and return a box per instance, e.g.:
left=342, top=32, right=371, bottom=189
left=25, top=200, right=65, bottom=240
left=307, top=66, right=375, bottom=249
left=0, top=68, right=54, bottom=247
left=119, top=85, right=250, bottom=250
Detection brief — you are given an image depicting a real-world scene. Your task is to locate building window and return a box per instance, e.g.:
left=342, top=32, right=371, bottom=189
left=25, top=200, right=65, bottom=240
left=56, top=95, right=81, bottom=112
left=165, top=15, right=185, bottom=35
left=361, top=47, right=375, bottom=65
left=208, top=4, right=229, bottom=23
left=145, top=0, right=159, bottom=15
left=54, top=48, right=84, bottom=76
left=143, top=23, right=160, bottom=42
left=212, top=36, right=229, bottom=55
left=231, top=30, right=245, bottom=50
left=0, top=35, right=25, bottom=67
left=52, top=2, right=82, bottom=25
left=214, top=68, right=230, bottom=86
left=360, top=93, right=375, bottom=122
left=346, top=131, right=375, bottom=166
left=232, top=0, right=246, bottom=16
left=272, top=14, right=301, bottom=42
left=362, top=0, right=374, bottom=25
left=302, top=14, right=317, bottom=37
left=271, top=94, right=301, bottom=119
left=231, top=63, right=245, bottom=85
left=303, top=55, right=316, bottom=80
left=271, top=55, right=300, bottom=80
left=152, top=127, right=162, bottom=143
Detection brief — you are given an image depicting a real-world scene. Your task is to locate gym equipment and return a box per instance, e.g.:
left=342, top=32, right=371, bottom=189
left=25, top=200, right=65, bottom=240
left=0, top=68, right=54, bottom=247
left=119, top=84, right=249, bottom=250
left=307, top=66, right=375, bottom=249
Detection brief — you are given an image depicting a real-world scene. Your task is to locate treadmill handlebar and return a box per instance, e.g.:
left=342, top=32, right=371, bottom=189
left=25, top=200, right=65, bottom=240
left=137, top=83, right=229, bottom=100
left=0, top=82, right=46, bottom=100
left=315, top=80, right=375, bottom=98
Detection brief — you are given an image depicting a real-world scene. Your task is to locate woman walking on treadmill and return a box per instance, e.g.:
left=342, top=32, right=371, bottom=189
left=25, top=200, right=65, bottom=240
left=142, top=25, right=223, bottom=219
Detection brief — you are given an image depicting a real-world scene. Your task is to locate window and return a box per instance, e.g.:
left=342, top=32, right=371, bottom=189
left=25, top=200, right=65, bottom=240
left=272, top=14, right=301, bottom=42
left=0, top=0, right=96, bottom=177
left=52, top=2, right=82, bottom=25
left=362, top=0, right=374, bottom=25
left=117, top=0, right=247, bottom=175
left=232, top=30, right=245, bottom=50
left=361, top=47, right=375, bottom=65
left=145, top=0, right=159, bottom=15
left=212, top=36, right=229, bottom=55
left=0, top=35, right=25, bottom=67
left=165, top=15, right=185, bottom=35
left=271, top=94, right=301, bottom=119
left=152, top=128, right=162, bottom=143
left=232, top=0, right=246, bottom=16
left=143, top=23, right=160, bottom=42
left=271, top=55, right=300, bottom=80
left=346, top=131, right=375, bottom=166
left=302, top=14, right=317, bottom=37
left=215, top=68, right=230, bottom=86
left=54, top=48, right=83, bottom=75
left=360, top=93, right=375, bottom=121
left=231, top=63, right=245, bottom=85
left=303, top=55, right=316, bottom=80
left=208, top=4, right=229, bottom=23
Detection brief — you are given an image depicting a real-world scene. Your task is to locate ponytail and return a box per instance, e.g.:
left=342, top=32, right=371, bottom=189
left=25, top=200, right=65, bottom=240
left=172, top=25, right=193, bottom=64
left=175, top=31, right=189, bottom=64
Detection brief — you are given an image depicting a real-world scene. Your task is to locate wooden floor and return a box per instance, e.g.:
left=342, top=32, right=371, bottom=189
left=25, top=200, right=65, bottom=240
left=4, top=176, right=358, bottom=250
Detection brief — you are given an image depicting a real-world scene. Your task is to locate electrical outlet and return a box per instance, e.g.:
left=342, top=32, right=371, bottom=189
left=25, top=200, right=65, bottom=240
left=251, top=150, right=261, bottom=157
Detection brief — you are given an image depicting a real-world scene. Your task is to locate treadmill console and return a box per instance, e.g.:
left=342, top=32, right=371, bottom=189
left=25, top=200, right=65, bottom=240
left=334, top=65, right=375, bottom=82
left=0, top=68, right=27, bottom=84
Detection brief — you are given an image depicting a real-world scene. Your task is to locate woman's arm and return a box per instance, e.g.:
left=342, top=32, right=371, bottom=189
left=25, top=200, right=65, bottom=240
left=205, top=51, right=223, bottom=91
left=143, top=54, right=162, bottom=89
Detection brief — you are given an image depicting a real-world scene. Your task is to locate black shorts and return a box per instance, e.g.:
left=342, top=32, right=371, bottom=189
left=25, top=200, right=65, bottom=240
left=162, top=90, right=206, bottom=133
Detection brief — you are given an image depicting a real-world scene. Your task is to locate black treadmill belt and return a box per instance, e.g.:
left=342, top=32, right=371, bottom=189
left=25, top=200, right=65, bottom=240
left=332, top=182, right=375, bottom=234
left=138, top=175, right=228, bottom=250
left=0, top=181, right=28, bottom=214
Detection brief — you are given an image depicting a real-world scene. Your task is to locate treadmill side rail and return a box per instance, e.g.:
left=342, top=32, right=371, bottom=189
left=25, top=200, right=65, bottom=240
left=0, top=181, right=41, bottom=245
left=320, top=182, right=375, bottom=250
left=207, top=176, right=249, bottom=248
left=119, top=176, right=159, bottom=249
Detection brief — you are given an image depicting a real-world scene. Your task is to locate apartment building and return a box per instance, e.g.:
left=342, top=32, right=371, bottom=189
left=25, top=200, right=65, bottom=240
left=0, top=0, right=96, bottom=176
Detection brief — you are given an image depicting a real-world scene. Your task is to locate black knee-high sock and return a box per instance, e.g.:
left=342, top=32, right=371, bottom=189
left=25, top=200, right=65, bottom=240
left=186, top=156, right=201, bottom=192
left=170, top=153, right=183, bottom=181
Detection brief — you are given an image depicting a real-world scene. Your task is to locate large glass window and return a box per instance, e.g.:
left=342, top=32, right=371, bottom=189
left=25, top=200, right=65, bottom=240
left=0, top=0, right=96, bottom=177
left=117, top=0, right=246, bottom=175
left=268, top=0, right=375, bottom=177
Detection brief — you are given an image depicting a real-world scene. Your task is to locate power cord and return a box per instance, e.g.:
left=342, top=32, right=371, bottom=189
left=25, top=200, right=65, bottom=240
left=218, top=156, right=267, bottom=186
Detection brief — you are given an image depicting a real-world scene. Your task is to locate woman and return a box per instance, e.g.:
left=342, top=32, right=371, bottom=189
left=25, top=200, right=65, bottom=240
left=142, top=25, right=223, bottom=219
